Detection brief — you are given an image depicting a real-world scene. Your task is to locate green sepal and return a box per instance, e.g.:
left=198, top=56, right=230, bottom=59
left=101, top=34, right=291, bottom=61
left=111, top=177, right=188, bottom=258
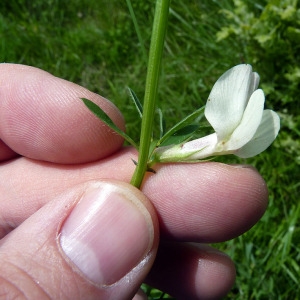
left=81, top=98, right=138, bottom=149
left=167, top=156, right=216, bottom=163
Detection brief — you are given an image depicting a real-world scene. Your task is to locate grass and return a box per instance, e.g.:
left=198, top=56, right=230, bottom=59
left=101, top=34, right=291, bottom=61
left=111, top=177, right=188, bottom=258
left=1, top=0, right=299, bottom=298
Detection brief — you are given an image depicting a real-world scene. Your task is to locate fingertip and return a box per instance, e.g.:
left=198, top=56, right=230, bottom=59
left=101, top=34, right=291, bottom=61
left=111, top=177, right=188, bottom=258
left=193, top=245, right=236, bottom=299
left=0, top=64, right=125, bottom=163
left=0, top=180, right=159, bottom=299
left=59, top=181, right=158, bottom=286
left=146, top=243, right=236, bottom=300
left=229, top=163, right=269, bottom=209
left=142, top=162, right=269, bottom=242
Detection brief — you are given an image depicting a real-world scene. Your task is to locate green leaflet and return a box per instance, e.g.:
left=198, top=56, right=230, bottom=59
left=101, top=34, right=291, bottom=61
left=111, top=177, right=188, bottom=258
left=81, top=98, right=138, bottom=149
left=160, top=124, right=200, bottom=146
left=127, top=87, right=143, bottom=118
left=157, top=106, right=205, bottom=146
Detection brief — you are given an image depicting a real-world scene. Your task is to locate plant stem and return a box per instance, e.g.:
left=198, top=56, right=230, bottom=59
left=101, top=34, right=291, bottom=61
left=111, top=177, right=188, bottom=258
left=130, top=0, right=170, bottom=188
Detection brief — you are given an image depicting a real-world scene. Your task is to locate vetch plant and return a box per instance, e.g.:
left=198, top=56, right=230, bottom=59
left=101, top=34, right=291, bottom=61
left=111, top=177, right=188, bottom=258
left=81, top=0, right=280, bottom=189
left=153, top=64, right=280, bottom=162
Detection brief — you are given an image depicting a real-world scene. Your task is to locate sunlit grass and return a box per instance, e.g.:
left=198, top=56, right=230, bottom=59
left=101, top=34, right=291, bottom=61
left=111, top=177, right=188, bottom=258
left=1, top=0, right=299, bottom=298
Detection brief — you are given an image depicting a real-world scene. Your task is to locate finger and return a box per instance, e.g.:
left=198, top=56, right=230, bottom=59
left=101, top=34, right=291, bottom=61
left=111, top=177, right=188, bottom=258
left=146, top=242, right=236, bottom=299
left=0, top=63, right=125, bottom=163
left=0, top=150, right=268, bottom=243
left=0, top=139, right=18, bottom=160
left=0, top=180, right=159, bottom=299
left=142, top=162, right=268, bottom=242
left=132, top=289, right=148, bottom=300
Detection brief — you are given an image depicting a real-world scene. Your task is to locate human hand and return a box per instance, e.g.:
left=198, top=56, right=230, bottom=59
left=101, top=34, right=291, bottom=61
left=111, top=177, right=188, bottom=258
left=0, top=64, right=268, bottom=299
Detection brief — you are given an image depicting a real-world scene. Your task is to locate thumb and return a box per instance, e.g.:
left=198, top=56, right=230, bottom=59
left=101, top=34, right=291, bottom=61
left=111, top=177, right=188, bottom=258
left=0, top=180, right=159, bottom=299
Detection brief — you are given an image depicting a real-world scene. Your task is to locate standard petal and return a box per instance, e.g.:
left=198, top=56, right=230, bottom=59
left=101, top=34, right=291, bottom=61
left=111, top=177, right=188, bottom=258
left=226, top=89, right=265, bottom=151
left=205, top=64, right=254, bottom=140
left=235, top=110, right=280, bottom=158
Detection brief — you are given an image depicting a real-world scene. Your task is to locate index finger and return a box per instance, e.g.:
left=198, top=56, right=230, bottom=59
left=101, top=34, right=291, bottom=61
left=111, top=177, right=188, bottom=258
left=0, top=64, right=125, bottom=163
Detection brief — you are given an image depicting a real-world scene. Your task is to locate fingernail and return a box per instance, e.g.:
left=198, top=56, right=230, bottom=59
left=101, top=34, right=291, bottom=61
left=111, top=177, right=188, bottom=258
left=59, top=182, right=154, bottom=286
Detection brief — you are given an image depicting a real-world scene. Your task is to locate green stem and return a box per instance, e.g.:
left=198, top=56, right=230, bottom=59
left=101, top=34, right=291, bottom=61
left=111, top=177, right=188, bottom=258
left=130, top=0, right=170, bottom=188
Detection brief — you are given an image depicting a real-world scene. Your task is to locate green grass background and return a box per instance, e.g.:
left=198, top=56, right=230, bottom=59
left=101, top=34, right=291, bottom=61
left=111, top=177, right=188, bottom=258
left=1, top=0, right=299, bottom=298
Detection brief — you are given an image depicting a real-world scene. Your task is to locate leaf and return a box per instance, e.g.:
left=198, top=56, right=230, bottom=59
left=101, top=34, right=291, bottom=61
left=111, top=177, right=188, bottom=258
left=127, top=87, right=143, bottom=118
left=81, top=98, right=138, bottom=149
left=157, top=106, right=205, bottom=146
left=160, top=124, right=200, bottom=146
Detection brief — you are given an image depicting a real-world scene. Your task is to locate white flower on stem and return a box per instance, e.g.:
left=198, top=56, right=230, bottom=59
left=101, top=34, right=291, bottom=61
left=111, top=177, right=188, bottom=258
left=154, top=64, right=280, bottom=162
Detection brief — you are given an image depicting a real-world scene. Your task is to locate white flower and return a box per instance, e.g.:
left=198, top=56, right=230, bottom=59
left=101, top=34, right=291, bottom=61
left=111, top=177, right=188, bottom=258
left=154, top=64, right=280, bottom=162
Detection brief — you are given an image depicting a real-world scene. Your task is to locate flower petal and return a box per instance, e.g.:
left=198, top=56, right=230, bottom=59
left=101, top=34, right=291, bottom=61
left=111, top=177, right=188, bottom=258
left=182, top=133, right=218, bottom=160
left=205, top=64, right=255, bottom=140
left=226, top=89, right=265, bottom=151
left=235, top=110, right=280, bottom=158
left=250, top=72, right=260, bottom=92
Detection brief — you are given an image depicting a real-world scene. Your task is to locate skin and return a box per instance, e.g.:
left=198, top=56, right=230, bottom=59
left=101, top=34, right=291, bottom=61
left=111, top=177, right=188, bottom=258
left=0, top=64, right=268, bottom=299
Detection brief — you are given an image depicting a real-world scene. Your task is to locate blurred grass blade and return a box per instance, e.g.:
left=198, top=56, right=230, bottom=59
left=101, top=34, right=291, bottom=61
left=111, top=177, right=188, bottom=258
left=158, top=106, right=205, bottom=146
left=128, top=87, right=143, bottom=118
left=126, top=0, right=147, bottom=64
left=81, top=98, right=138, bottom=149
